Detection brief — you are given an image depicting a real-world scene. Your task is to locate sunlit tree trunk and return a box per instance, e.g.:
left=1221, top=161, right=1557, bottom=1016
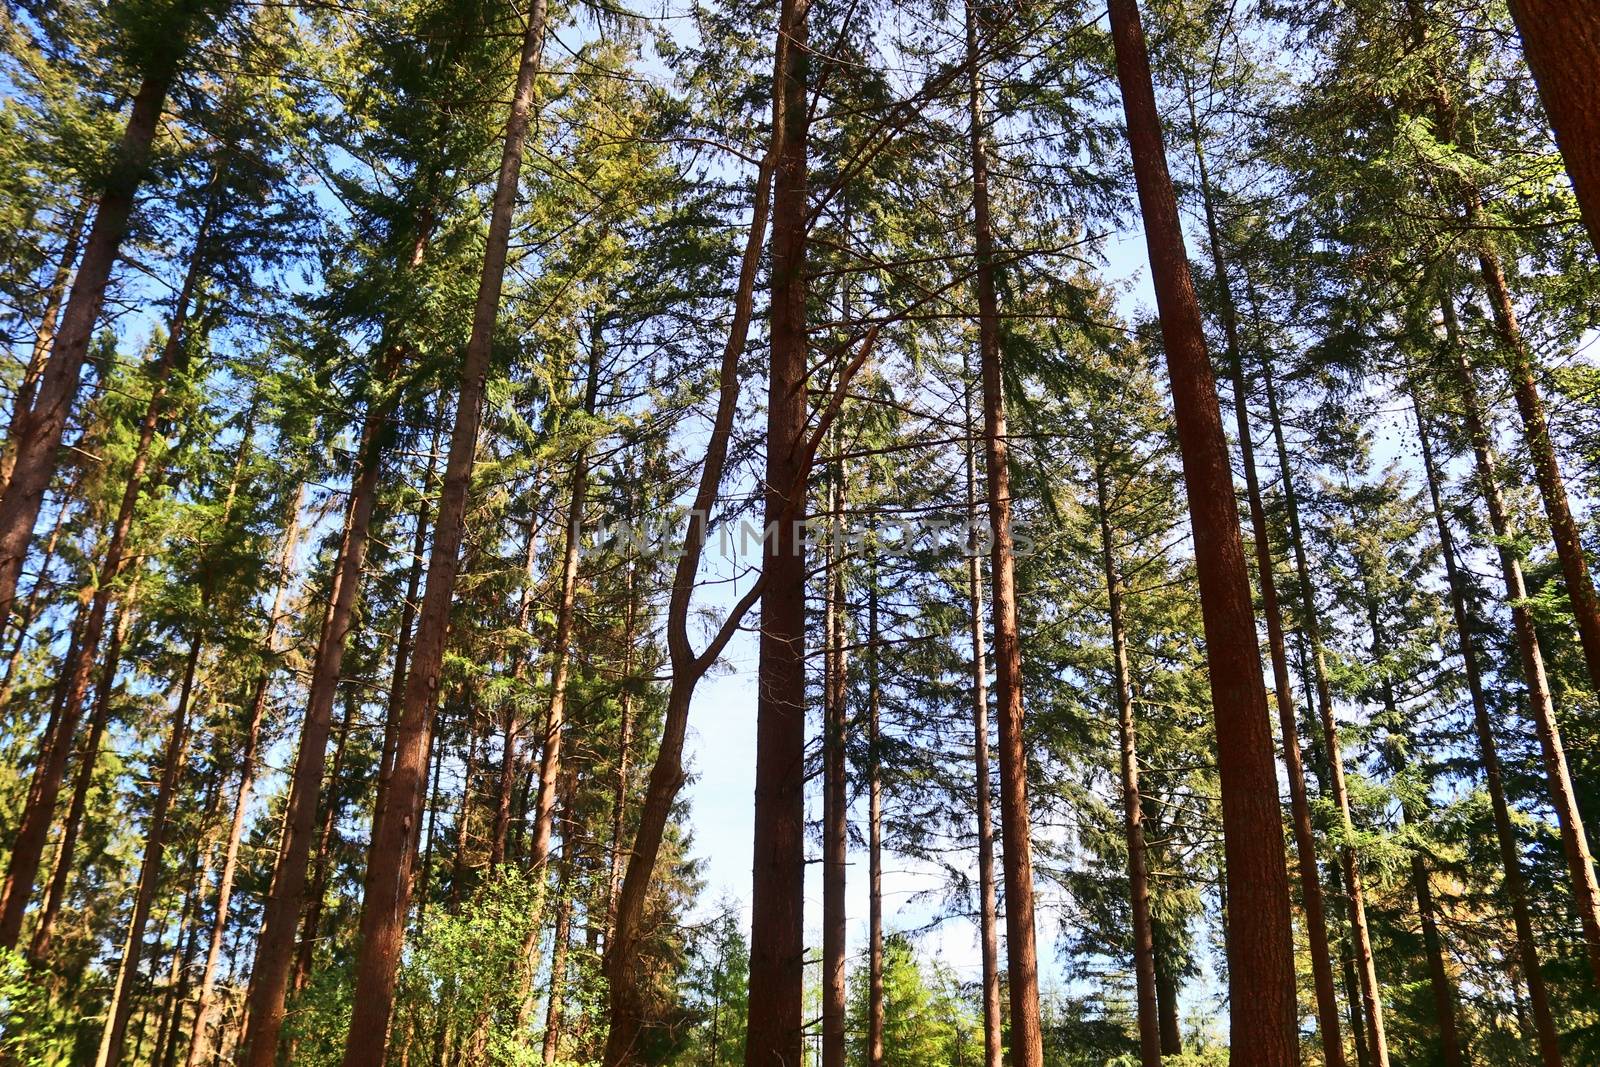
left=1189, top=100, right=1347, bottom=1067
left=530, top=321, right=602, bottom=868
left=0, top=63, right=183, bottom=621
left=340, top=2, right=548, bottom=1056
left=29, top=588, right=133, bottom=962
left=744, top=0, right=811, bottom=1054
left=963, top=5, right=1044, bottom=1062
left=821, top=458, right=848, bottom=1067
left=1411, top=387, right=1562, bottom=1067
left=960, top=272, right=1003, bottom=1067
left=1506, top=0, right=1600, bottom=258
left=1093, top=459, right=1162, bottom=1067
left=185, top=484, right=304, bottom=1067
left=95, top=623, right=203, bottom=1067
left=241, top=348, right=397, bottom=1067
left=1472, top=244, right=1600, bottom=702
left=1, top=204, right=87, bottom=493
left=1439, top=290, right=1600, bottom=990
left=1255, top=338, right=1389, bottom=1065
left=866, top=561, right=886, bottom=1067
left=0, top=181, right=216, bottom=950
left=1106, top=1, right=1298, bottom=1057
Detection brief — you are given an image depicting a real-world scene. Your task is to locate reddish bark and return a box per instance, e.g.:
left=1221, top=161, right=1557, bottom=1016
left=1474, top=245, right=1600, bottom=697
left=94, top=624, right=203, bottom=1067
left=965, top=4, right=1044, bottom=1062
left=1106, top=0, right=1297, bottom=1058
left=529, top=323, right=603, bottom=869
left=2, top=204, right=87, bottom=493
left=240, top=358, right=395, bottom=1067
left=0, top=68, right=176, bottom=621
left=1440, top=293, right=1600, bottom=991
left=1093, top=460, right=1162, bottom=1067
left=961, top=378, right=1000, bottom=1067
left=1507, top=1, right=1600, bottom=258
left=743, top=0, right=811, bottom=1056
left=821, top=468, right=848, bottom=1067
left=1412, top=389, right=1562, bottom=1066
left=866, top=568, right=887, bottom=1067
left=1191, top=110, right=1344, bottom=1065
left=339, top=4, right=548, bottom=1057
left=29, top=593, right=133, bottom=962
left=0, top=191, right=214, bottom=951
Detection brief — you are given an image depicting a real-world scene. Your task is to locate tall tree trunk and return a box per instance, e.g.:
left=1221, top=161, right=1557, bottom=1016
left=866, top=561, right=886, bottom=1067
left=341, top=4, right=547, bottom=1057
left=1505, top=1, right=1600, bottom=258
left=28, top=589, right=134, bottom=961
left=530, top=320, right=602, bottom=868
left=1411, top=387, right=1563, bottom=1066
left=370, top=430, right=439, bottom=883
left=2, top=203, right=87, bottom=493
left=963, top=6, right=1044, bottom=1063
left=1093, top=460, right=1163, bottom=1067
left=744, top=0, right=812, bottom=1058
left=1473, top=244, right=1600, bottom=697
left=602, top=25, right=785, bottom=1056
left=604, top=524, right=639, bottom=936
left=960, top=376, right=1001, bottom=1067
left=820, top=457, right=848, bottom=1067
left=184, top=481, right=304, bottom=1066
left=1440, top=290, right=1600, bottom=989
left=0, top=188, right=214, bottom=950
left=1188, top=106, right=1346, bottom=1065
left=293, top=692, right=356, bottom=993
left=0, top=64, right=181, bottom=621
left=1256, top=337, right=1389, bottom=1066
left=541, top=775, right=577, bottom=1065
left=95, top=622, right=204, bottom=1067
left=241, top=354, right=397, bottom=1067
left=1151, top=919, right=1182, bottom=1056
left=1105, top=0, right=1298, bottom=1058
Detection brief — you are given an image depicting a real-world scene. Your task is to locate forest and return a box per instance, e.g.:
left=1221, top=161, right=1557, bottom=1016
left=0, top=0, right=1598, bottom=1063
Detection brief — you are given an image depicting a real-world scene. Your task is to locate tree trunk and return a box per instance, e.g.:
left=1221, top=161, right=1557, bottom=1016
left=1093, top=460, right=1163, bottom=1067
left=241, top=353, right=396, bottom=1067
left=866, top=563, right=886, bottom=1067
left=94, top=622, right=203, bottom=1067
left=0, top=190, right=213, bottom=950
left=541, top=780, right=577, bottom=1065
left=743, top=0, right=812, bottom=1059
left=185, top=481, right=305, bottom=1067
left=370, top=430, right=438, bottom=884
left=1474, top=244, right=1600, bottom=698
left=1411, top=387, right=1562, bottom=1066
left=0, top=66, right=179, bottom=621
left=1151, top=921, right=1182, bottom=1056
left=1105, top=0, right=1297, bottom=1058
left=963, top=6, right=1044, bottom=1063
left=2, top=203, right=87, bottom=493
left=1506, top=1, right=1600, bottom=258
left=1189, top=108, right=1345, bottom=1065
left=1440, top=291, right=1600, bottom=990
left=601, top=23, right=784, bottom=1055
left=604, top=524, right=639, bottom=936
left=341, top=4, right=547, bottom=1057
left=959, top=374, right=1001, bottom=1067
left=1257, top=340, right=1389, bottom=1066
left=820, top=457, right=848, bottom=1067
left=530, top=321, right=603, bottom=869
left=29, top=590, right=134, bottom=961
left=293, top=692, right=356, bottom=992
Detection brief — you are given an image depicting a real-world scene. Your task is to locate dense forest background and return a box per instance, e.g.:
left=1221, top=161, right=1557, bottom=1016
left=0, top=0, right=1598, bottom=1064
